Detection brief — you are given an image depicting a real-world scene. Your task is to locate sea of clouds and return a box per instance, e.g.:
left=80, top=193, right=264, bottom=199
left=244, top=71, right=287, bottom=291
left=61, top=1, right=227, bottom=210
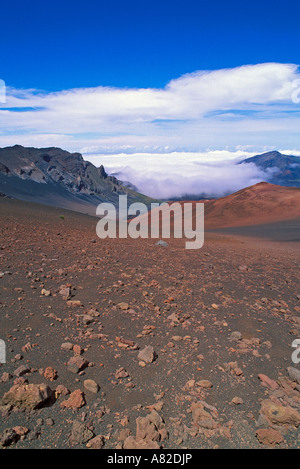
left=85, top=150, right=280, bottom=199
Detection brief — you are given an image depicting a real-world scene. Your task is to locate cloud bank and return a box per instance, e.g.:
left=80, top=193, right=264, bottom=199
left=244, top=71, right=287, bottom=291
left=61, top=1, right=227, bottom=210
left=86, top=151, right=275, bottom=199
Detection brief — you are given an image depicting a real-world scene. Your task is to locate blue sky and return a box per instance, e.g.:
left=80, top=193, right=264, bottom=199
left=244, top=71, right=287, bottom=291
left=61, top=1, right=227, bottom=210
left=1, top=0, right=300, bottom=90
left=0, top=1, right=300, bottom=198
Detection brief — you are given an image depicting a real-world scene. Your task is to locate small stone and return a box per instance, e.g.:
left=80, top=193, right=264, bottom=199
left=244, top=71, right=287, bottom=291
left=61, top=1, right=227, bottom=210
left=231, top=396, right=243, bottom=405
left=117, top=302, right=129, bottom=310
left=155, top=240, right=168, bottom=247
left=86, top=435, right=105, bottom=449
left=0, top=372, right=12, bottom=383
left=67, top=356, right=89, bottom=374
left=13, top=426, right=29, bottom=436
left=61, top=342, right=74, bottom=351
left=55, top=385, right=70, bottom=396
left=138, top=346, right=157, bottom=364
left=287, top=367, right=300, bottom=385
left=73, top=345, right=83, bottom=355
left=69, top=421, right=94, bottom=446
left=67, top=300, right=82, bottom=307
left=197, top=380, right=213, bottom=389
left=14, top=365, right=30, bottom=377
left=229, top=331, right=242, bottom=342
left=258, top=374, right=279, bottom=390
left=115, top=367, right=129, bottom=379
left=61, top=390, right=86, bottom=410
left=84, top=379, right=99, bottom=394
left=82, top=314, right=94, bottom=325
left=44, top=367, right=58, bottom=381
left=58, top=284, right=72, bottom=300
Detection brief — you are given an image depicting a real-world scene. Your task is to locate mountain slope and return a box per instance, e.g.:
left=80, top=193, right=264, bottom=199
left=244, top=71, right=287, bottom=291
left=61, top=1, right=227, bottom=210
left=204, top=182, right=300, bottom=228
left=240, top=150, right=300, bottom=187
left=0, top=145, right=154, bottom=215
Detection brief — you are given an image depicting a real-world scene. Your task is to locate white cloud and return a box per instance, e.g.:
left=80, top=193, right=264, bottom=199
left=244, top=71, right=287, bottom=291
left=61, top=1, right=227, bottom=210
left=0, top=63, right=299, bottom=152
left=0, top=62, right=300, bottom=198
left=85, top=151, right=270, bottom=199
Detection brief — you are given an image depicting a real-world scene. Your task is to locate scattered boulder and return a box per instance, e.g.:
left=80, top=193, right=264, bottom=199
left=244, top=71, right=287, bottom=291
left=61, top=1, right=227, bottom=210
left=14, top=365, right=30, bottom=377
left=256, top=428, right=284, bottom=447
left=86, top=435, right=105, bottom=449
left=260, top=399, right=300, bottom=427
left=258, top=374, right=279, bottom=390
left=1, top=383, right=53, bottom=410
left=190, top=402, right=218, bottom=430
left=61, top=390, right=86, bottom=410
left=67, top=356, right=89, bottom=374
left=197, top=380, right=213, bottom=389
left=138, top=345, right=157, bottom=364
left=231, top=396, right=243, bottom=405
left=84, top=379, right=99, bottom=394
left=117, top=302, right=129, bottom=310
left=287, top=367, right=300, bottom=385
left=44, top=367, right=58, bottom=381
left=0, top=372, right=12, bottom=383
left=229, top=331, right=242, bottom=342
left=58, top=284, right=72, bottom=300
left=123, top=410, right=166, bottom=449
left=61, top=342, right=74, bottom=351
left=115, top=367, right=129, bottom=379
left=69, top=420, right=94, bottom=446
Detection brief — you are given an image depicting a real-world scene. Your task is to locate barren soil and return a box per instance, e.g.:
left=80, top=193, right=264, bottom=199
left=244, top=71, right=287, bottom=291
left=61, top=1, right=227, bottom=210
left=0, top=198, right=300, bottom=449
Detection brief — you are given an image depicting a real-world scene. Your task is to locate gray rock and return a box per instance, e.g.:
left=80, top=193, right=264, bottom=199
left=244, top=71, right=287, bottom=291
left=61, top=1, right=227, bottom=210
left=138, top=345, right=157, bottom=364
left=61, top=342, right=74, bottom=351
left=58, top=285, right=72, bottom=300
left=229, top=331, right=242, bottom=342
left=14, top=365, right=30, bottom=377
left=67, top=356, right=89, bottom=374
left=69, top=421, right=94, bottom=446
left=155, top=240, right=168, bottom=247
left=287, top=366, right=300, bottom=385
left=84, top=379, right=100, bottom=394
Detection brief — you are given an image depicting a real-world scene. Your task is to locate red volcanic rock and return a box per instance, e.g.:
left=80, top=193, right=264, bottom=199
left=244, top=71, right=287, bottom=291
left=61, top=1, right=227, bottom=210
left=260, top=400, right=300, bottom=427
left=258, top=374, right=279, bottom=390
left=67, top=356, right=88, bottom=374
left=256, top=428, right=284, bottom=447
left=2, top=383, right=53, bottom=410
left=60, top=390, right=86, bottom=409
left=44, top=367, right=58, bottom=381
